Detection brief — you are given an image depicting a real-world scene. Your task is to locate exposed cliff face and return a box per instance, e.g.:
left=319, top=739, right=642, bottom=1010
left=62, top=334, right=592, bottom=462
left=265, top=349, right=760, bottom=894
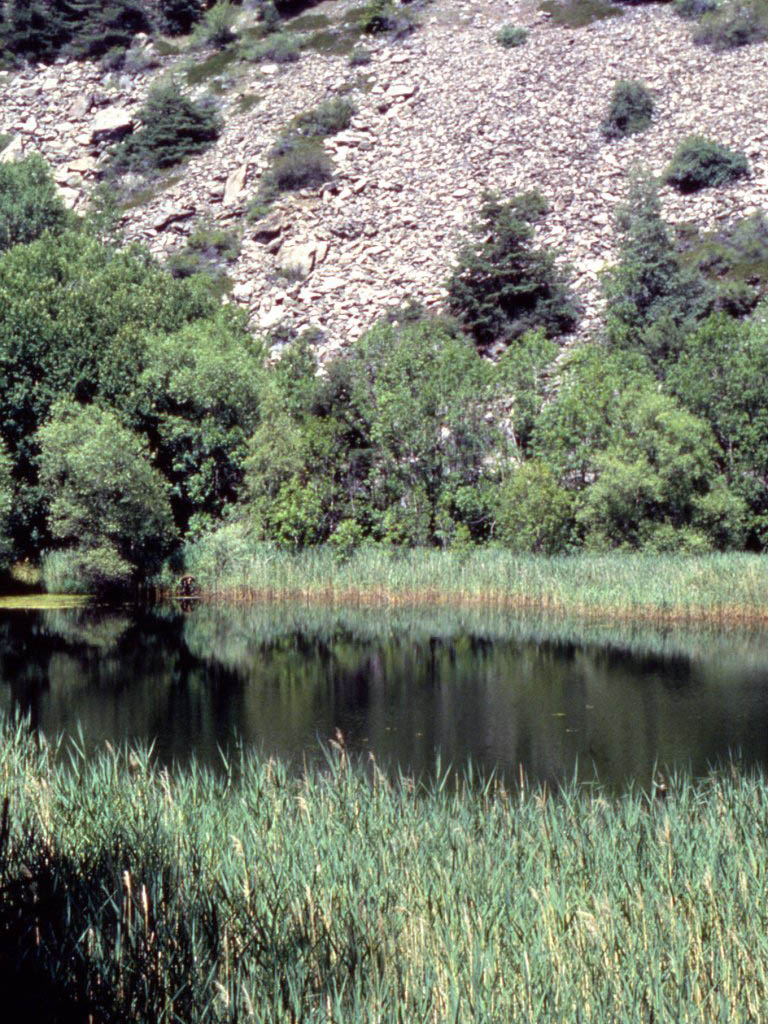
left=1, top=0, right=768, bottom=358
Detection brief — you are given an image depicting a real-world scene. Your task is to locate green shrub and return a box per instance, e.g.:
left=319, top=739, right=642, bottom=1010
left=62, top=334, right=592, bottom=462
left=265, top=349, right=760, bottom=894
left=664, top=135, right=749, bottom=192
left=289, top=98, right=357, bottom=138
left=108, top=81, right=222, bottom=173
left=602, top=79, right=654, bottom=139
left=674, top=0, right=718, bottom=18
left=359, top=0, right=417, bottom=36
left=493, top=462, right=575, bottom=553
left=446, top=191, right=579, bottom=350
left=0, top=154, right=70, bottom=251
left=0, top=0, right=154, bottom=63
left=190, top=0, right=238, bottom=48
left=157, top=0, right=206, bottom=35
left=676, top=210, right=768, bottom=315
left=693, top=0, right=768, bottom=49
left=166, top=223, right=241, bottom=280
left=242, top=31, right=301, bottom=63
left=38, top=402, right=177, bottom=589
left=496, top=24, right=528, bottom=47
left=602, top=173, right=710, bottom=365
left=264, top=140, right=334, bottom=193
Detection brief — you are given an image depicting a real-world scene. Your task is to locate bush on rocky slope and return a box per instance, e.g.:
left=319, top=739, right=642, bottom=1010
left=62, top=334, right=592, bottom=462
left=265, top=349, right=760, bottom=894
left=664, top=135, right=749, bottom=192
left=602, top=79, right=654, bottom=139
left=108, top=81, right=222, bottom=173
left=446, top=191, right=580, bottom=351
left=0, top=154, right=71, bottom=250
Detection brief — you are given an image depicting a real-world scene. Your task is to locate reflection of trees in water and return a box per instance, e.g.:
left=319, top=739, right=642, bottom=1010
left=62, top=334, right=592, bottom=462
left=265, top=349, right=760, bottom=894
left=41, top=609, right=132, bottom=652
left=1, top=603, right=768, bottom=784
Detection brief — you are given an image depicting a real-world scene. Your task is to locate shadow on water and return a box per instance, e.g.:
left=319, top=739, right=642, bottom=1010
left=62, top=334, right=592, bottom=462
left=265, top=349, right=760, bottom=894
left=1, top=601, right=768, bottom=789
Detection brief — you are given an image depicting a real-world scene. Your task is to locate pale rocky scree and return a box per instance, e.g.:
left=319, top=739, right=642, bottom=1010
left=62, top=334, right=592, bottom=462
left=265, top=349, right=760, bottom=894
left=2, top=0, right=767, bottom=359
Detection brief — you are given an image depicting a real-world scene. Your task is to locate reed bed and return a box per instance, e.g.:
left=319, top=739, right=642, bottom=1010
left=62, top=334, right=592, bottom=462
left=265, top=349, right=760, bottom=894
left=2, top=717, right=768, bottom=1022
left=177, top=539, right=768, bottom=624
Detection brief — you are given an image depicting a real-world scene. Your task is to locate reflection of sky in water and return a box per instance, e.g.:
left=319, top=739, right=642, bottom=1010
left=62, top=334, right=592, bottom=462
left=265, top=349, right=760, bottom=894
left=2, top=604, right=768, bottom=790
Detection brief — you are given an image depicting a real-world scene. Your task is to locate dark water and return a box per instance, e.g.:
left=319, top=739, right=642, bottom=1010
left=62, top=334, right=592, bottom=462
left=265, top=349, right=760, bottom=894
left=2, top=602, right=768, bottom=789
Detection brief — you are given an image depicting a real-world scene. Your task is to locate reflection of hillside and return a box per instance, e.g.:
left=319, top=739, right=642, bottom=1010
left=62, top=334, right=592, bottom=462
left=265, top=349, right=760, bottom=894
left=1, top=604, right=767, bottom=786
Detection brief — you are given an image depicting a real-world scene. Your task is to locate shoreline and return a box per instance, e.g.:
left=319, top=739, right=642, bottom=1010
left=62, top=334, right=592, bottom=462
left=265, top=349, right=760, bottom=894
left=163, top=548, right=768, bottom=626
left=168, top=585, right=768, bottom=626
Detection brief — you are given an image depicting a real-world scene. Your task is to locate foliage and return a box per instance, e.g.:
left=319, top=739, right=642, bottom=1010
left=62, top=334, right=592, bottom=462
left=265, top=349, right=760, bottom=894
left=602, top=79, right=654, bottom=139
left=676, top=210, right=768, bottom=315
left=446, top=191, right=579, bottom=351
left=157, top=0, right=207, bottom=35
left=493, top=461, right=575, bottom=553
left=348, top=46, right=372, bottom=65
left=496, top=24, right=528, bottom=46
left=108, top=81, right=222, bottom=174
left=0, top=154, right=70, bottom=251
left=289, top=98, right=357, bottom=138
left=602, top=172, right=710, bottom=366
left=3, top=719, right=768, bottom=1021
left=665, top=312, right=768, bottom=546
left=574, top=388, right=745, bottom=551
left=533, top=345, right=746, bottom=550
left=0, top=229, right=217, bottom=548
left=38, top=402, right=177, bottom=589
left=244, top=318, right=498, bottom=549
left=0, top=439, right=13, bottom=570
left=136, top=313, right=264, bottom=534
left=190, top=0, right=238, bottom=48
left=693, top=0, right=768, bottom=49
left=242, top=30, right=301, bottom=62
left=494, top=329, right=558, bottom=455
left=664, top=134, right=749, bottom=192
left=166, top=223, right=240, bottom=282
left=359, top=0, right=417, bottom=36
left=0, top=0, right=153, bottom=63
left=538, top=0, right=624, bottom=28
left=261, top=138, right=334, bottom=195
left=674, top=0, right=718, bottom=18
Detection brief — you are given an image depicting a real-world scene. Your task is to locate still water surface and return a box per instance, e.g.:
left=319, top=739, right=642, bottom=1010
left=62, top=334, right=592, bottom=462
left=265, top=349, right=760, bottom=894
left=2, top=602, right=768, bottom=789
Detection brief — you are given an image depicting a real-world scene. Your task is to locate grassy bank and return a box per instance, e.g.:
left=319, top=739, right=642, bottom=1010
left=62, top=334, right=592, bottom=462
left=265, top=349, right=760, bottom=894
left=2, top=718, right=767, bottom=1022
left=176, top=536, right=768, bottom=623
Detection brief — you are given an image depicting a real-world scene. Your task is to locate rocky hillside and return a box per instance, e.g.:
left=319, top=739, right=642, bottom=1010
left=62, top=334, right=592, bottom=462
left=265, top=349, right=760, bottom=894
left=2, top=0, right=768, bottom=359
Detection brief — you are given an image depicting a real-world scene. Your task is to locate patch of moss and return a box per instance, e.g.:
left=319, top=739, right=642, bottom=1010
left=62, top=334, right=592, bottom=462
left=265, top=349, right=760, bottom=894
left=288, top=13, right=331, bottom=31
left=153, top=39, right=182, bottom=57
left=540, top=0, right=624, bottom=28
left=302, top=27, right=362, bottom=56
left=184, top=45, right=239, bottom=86
left=236, top=92, right=261, bottom=113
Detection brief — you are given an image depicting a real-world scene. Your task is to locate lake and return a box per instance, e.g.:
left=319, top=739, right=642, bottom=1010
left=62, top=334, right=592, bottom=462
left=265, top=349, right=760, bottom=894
left=2, top=601, right=768, bottom=789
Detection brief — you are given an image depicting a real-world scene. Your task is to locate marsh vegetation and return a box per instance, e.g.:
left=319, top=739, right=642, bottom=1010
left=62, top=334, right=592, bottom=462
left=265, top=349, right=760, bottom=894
left=1, top=716, right=768, bottom=1022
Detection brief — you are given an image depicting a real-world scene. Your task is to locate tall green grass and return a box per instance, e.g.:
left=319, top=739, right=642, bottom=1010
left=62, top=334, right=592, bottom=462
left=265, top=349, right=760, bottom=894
left=2, top=716, right=768, bottom=1021
left=174, top=527, right=768, bottom=622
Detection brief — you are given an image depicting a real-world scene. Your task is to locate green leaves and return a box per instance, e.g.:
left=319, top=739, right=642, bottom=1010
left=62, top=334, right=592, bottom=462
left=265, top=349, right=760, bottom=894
left=38, top=402, right=177, bottom=589
left=602, top=173, right=710, bottom=366
left=108, top=81, right=222, bottom=174
left=447, top=191, right=579, bottom=351
left=0, top=155, right=70, bottom=251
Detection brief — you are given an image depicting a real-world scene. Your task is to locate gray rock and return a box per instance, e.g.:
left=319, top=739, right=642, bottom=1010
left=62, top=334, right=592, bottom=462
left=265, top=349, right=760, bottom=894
left=89, top=107, right=134, bottom=146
